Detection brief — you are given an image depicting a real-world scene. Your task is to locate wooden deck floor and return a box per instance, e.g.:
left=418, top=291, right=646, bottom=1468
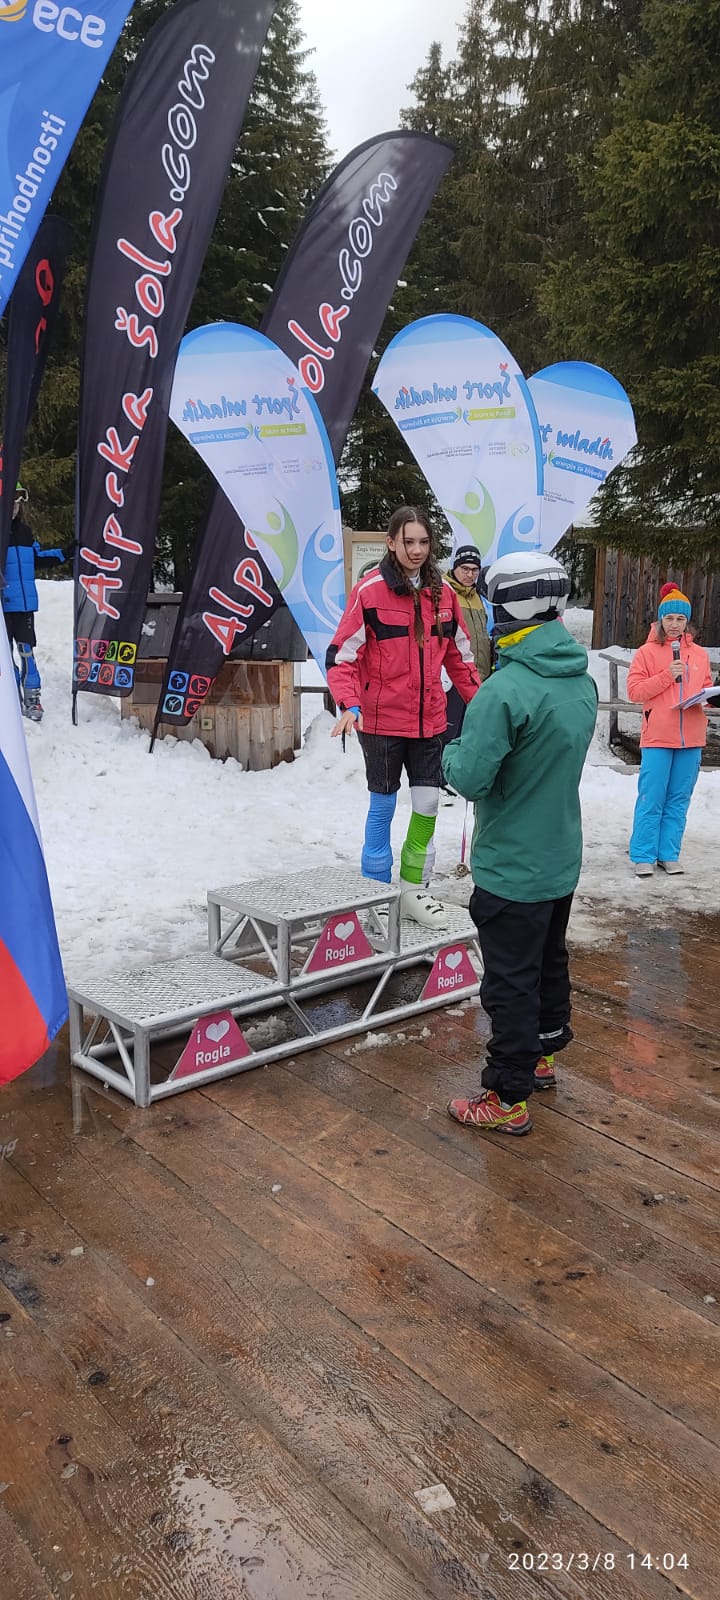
left=1, top=911, right=719, bottom=1600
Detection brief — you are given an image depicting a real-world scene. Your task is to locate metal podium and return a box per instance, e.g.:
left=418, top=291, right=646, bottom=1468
left=68, top=869, right=481, bottom=1107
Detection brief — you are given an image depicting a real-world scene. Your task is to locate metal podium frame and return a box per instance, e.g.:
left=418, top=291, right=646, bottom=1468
left=68, top=871, right=481, bottom=1108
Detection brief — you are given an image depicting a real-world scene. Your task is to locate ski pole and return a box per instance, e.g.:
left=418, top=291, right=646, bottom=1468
left=460, top=801, right=469, bottom=865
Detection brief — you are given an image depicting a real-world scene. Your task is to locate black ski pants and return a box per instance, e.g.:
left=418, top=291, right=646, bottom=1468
left=469, top=886, right=575, bottom=1105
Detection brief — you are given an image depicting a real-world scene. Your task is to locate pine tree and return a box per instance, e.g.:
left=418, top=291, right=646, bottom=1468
left=541, top=0, right=720, bottom=557
left=401, top=40, right=466, bottom=312
left=453, top=0, right=644, bottom=370
left=340, top=0, right=643, bottom=545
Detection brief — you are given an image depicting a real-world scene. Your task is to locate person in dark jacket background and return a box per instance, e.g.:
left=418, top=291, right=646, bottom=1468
left=2, top=484, right=70, bottom=722
left=444, top=545, right=493, bottom=741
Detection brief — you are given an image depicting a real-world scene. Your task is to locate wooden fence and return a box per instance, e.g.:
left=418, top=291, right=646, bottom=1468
left=592, top=548, right=720, bottom=648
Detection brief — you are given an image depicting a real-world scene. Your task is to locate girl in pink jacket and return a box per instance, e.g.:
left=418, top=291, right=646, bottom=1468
left=627, top=584, right=713, bottom=876
left=326, top=506, right=479, bottom=926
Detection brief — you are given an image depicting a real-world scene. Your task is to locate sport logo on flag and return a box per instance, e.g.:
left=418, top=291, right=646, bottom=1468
left=0, top=1, right=31, bottom=21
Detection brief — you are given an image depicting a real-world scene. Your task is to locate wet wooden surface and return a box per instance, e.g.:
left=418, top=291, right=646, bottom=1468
left=1, top=912, right=719, bottom=1599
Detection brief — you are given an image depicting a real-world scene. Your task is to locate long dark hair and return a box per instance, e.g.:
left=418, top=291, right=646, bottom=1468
left=386, top=506, right=444, bottom=645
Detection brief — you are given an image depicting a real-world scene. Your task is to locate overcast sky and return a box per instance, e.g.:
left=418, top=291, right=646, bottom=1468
left=298, top=0, right=468, bottom=160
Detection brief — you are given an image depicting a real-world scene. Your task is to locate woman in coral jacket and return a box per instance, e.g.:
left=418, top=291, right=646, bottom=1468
left=326, top=506, right=480, bottom=927
left=627, top=584, right=713, bottom=877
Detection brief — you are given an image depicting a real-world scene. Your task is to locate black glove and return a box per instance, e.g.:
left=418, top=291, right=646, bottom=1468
left=63, top=541, right=78, bottom=562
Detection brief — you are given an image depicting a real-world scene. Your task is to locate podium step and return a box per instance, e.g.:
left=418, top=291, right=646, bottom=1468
left=69, top=870, right=481, bottom=1109
left=67, top=952, right=280, bottom=1030
left=208, top=866, right=398, bottom=923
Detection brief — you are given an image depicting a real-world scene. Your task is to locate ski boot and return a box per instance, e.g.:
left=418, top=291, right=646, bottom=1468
left=23, top=690, right=44, bottom=723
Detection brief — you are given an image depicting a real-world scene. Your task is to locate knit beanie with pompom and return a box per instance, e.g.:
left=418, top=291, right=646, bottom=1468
left=658, top=583, right=691, bottom=620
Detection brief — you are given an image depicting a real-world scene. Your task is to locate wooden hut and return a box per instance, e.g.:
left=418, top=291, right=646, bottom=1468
left=120, top=595, right=332, bottom=770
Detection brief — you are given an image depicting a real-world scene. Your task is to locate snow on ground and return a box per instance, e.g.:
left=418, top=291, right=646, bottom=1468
left=21, top=585, right=720, bottom=982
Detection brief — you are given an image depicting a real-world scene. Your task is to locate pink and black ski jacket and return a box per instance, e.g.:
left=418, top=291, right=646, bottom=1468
left=326, top=557, right=480, bottom=737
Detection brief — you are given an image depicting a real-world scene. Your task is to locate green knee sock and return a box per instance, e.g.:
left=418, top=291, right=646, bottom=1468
left=400, top=811, right=437, bottom=885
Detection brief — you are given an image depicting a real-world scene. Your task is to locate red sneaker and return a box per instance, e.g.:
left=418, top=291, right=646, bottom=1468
left=534, top=1055, right=557, bottom=1091
left=446, top=1089, right=533, bottom=1135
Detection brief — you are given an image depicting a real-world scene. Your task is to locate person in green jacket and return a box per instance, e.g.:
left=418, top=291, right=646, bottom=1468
left=443, top=552, right=598, bottom=1136
left=444, top=546, right=493, bottom=741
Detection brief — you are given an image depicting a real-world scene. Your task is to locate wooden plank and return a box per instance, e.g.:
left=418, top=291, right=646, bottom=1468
left=249, top=705, right=273, bottom=769
left=558, top=1042, right=720, bottom=1139
left=0, top=1274, right=225, bottom=1600
left=394, top=1007, right=720, bottom=1255
left=3, top=1094, right=629, bottom=1600
left=216, top=703, right=241, bottom=761
left=572, top=927, right=715, bottom=1003
left=356, top=993, right=720, bottom=1219
left=5, top=901, right=720, bottom=1598
left=201, top=1067, right=720, bottom=1440
left=0, top=1155, right=437, bottom=1600
left=528, top=1067, right=719, bottom=1189
left=599, top=546, right=618, bottom=648
left=271, top=699, right=295, bottom=765
left=441, top=965, right=720, bottom=1106
left=623, top=553, right=642, bottom=647
left=572, top=977, right=720, bottom=1064
left=571, top=941, right=720, bottom=1034
left=208, top=660, right=281, bottom=708
left=102, top=1085, right=720, bottom=1599
left=575, top=955, right=720, bottom=1034
left=283, top=1034, right=720, bottom=1296
left=702, top=569, right=720, bottom=644
left=126, top=659, right=297, bottom=767
left=412, top=1001, right=720, bottom=1191
left=0, top=1507, right=56, bottom=1600
left=687, top=566, right=709, bottom=638
left=560, top=999, right=720, bottom=1101
left=591, top=544, right=606, bottom=649
left=604, top=547, right=620, bottom=646
left=615, top=550, right=637, bottom=648
left=638, top=555, right=656, bottom=642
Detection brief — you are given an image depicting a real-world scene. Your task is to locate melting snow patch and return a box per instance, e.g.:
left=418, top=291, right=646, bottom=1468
left=414, top=1483, right=456, bottom=1514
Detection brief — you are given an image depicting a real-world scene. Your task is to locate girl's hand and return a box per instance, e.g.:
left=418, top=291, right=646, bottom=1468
left=332, top=710, right=363, bottom=738
left=670, top=662, right=683, bottom=681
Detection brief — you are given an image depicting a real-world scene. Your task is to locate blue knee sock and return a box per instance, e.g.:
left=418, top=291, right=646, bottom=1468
left=361, top=791, right=397, bottom=882
left=18, top=642, right=41, bottom=694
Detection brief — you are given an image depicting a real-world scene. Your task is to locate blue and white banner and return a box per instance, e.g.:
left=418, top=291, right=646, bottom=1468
left=528, top=361, right=637, bottom=548
left=169, top=323, right=344, bottom=674
left=0, top=0, right=134, bottom=317
left=373, top=313, right=544, bottom=566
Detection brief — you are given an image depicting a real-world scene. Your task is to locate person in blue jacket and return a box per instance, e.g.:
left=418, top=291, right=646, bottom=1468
left=2, top=484, right=71, bottom=722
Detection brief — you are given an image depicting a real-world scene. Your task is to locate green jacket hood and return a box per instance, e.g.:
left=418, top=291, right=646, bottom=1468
left=498, top=619, right=589, bottom=679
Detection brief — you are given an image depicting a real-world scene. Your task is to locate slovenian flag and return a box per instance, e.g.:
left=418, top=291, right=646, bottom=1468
left=0, top=621, right=67, bottom=1085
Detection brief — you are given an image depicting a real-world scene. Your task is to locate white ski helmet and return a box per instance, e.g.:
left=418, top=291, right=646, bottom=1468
left=484, top=550, right=570, bottom=623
